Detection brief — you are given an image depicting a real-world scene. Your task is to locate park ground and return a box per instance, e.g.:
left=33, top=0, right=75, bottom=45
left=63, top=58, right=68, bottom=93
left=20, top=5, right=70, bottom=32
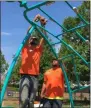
left=2, top=92, right=90, bottom=108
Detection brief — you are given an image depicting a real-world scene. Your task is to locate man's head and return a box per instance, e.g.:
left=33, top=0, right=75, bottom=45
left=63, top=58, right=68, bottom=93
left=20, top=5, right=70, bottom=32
left=29, top=36, right=38, bottom=46
left=52, top=59, right=59, bottom=68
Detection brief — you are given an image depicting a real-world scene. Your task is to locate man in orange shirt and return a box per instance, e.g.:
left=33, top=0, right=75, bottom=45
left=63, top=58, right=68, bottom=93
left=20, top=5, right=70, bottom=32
left=19, top=14, right=47, bottom=108
left=41, top=59, right=64, bottom=108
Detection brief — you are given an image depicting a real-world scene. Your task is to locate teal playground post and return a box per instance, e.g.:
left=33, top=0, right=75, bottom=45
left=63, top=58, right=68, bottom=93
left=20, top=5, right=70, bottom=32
left=1, top=1, right=90, bottom=108
left=1, top=26, right=35, bottom=105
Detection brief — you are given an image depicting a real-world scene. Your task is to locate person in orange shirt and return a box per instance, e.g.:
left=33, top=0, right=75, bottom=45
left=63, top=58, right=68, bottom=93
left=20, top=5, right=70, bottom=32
left=41, top=59, right=64, bottom=108
left=19, top=14, right=47, bottom=108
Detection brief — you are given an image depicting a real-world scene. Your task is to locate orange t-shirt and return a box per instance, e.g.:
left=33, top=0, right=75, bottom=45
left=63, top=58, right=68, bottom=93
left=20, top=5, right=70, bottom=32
left=20, top=44, right=43, bottom=75
left=44, top=67, right=64, bottom=99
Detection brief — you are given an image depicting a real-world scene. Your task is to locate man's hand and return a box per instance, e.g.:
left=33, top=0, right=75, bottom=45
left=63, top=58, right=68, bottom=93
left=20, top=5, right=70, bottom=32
left=33, top=14, right=47, bottom=46
left=34, top=14, right=47, bottom=26
left=40, top=83, right=46, bottom=99
left=40, top=93, right=45, bottom=99
left=40, top=16, right=47, bottom=26
left=28, top=14, right=47, bottom=33
left=33, top=14, right=41, bottom=22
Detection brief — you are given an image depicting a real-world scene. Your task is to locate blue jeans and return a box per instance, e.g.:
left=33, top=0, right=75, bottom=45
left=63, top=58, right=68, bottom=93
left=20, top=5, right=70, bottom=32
left=42, top=98, right=63, bottom=108
left=19, top=75, right=38, bottom=108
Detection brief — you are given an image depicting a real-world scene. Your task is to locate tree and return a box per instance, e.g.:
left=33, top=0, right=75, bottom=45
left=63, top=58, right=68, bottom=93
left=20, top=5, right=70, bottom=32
left=59, top=1, right=90, bottom=83
left=0, top=50, right=9, bottom=73
left=10, top=55, right=21, bottom=82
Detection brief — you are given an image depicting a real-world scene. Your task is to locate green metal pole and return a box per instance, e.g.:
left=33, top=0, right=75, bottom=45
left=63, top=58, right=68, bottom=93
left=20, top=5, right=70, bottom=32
left=60, top=54, right=80, bottom=88
left=26, top=1, right=48, bottom=11
left=18, top=1, right=28, bottom=9
left=65, top=1, right=89, bottom=25
left=38, top=7, right=67, bottom=31
left=36, top=27, right=57, bottom=58
left=59, top=54, right=74, bottom=61
left=75, top=31, right=87, bottom=42
left=72, top=55, right=80, bottom=87
left=23, top=10, right=57, bottom=38
left=72, top=85, right=90, bottom=93
left=59, top=62, right=74, bottom=108
left=51, top=41, right=61, bottom=46
left=56, top=37, right=88, bottom=65
left=67, top=24, right=88, bottom=32
left=56, top=23, right=89, bottom=37
left=0, top=26, right=35, bottom=105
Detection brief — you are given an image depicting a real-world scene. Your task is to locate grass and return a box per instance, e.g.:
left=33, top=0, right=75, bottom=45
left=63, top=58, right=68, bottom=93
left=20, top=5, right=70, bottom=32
left=7, top=86, right=19, bottom=91
left=1, top=85, right=19, bottom=92
left=2, top=99, right=90, bottom=108
left=1, top=86, right=90, bottom=108
left=2, top=100, right=19, bottom=108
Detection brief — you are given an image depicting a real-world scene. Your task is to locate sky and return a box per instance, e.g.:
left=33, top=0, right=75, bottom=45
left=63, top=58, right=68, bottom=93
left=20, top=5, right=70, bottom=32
left=1, top=1, right=82, bottom=65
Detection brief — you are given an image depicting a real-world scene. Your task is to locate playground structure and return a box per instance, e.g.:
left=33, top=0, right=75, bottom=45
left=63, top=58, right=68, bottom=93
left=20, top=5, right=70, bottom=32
left=1, top=1, right=90, bottom=108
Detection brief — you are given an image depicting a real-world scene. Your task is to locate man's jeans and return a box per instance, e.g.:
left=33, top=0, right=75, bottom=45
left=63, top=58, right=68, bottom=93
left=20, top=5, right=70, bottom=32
left=19, top=75, right=38, bottom=108
left=43, top=98, right=63, bottom=108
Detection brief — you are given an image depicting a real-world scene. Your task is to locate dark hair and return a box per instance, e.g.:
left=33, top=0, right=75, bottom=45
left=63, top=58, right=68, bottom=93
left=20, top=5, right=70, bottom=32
left=52, top=58, right=58, bottom=62
left=29, top=36, right=38, bottom=40
left=52, top=58, right=60, bottom=66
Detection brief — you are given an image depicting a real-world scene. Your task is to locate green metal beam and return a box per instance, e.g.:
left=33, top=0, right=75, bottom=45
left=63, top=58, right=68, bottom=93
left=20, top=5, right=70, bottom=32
left=72, top=56, right=80, bottom=87
left=18, top=1, right=28, bottom=9
left=65, top=1, right=89, bottom=25
left=60, top=62, right=74, bottom=107
left=56, top=37, right=88, bottom=65
left=56, top=23, right=89, bottom=37
left=0, top=26, right=35, bottom=105
left=38, top=7, right=67, bottom=31
left=67, top=24, right=88, bottom=32
left=58, top=54, right=74, bottom=61
left=36, top=27, right=58, bottom=58
left=26, top=1, right=48, bottom=11
left=75, top=31, right=87, bottom=42
left=23, top=10, right=57, bottom=38
left=51, top=41, right=61, bottom=46
left=72, top=85, right=90, bottom=93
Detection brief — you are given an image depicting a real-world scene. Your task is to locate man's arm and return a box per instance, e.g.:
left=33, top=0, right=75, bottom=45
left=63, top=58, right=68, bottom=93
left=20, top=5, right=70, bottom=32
left=27, top=26, right=32, bottom=34
left=39, top=16, right=47, bottom=46
left=25, top=15, right=40, bottom=45
left=24, top=26, right=32, bottom=46
left=27, top=14, right=41, bottom=34
left=40, top=82, right=46, bottom=98
left=27, top=14, right=47, bottom=46
left=41, top=73, right=47, bottom=98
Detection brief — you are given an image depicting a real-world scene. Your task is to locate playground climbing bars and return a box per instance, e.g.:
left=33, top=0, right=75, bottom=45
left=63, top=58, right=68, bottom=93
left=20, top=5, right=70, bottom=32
left=1, top=1, right=90, bottom=108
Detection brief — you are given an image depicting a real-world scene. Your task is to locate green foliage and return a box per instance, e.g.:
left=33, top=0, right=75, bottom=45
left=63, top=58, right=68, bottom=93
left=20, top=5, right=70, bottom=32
left=59, top=1, right=90, bottom=82
left=0, top=50, right=9, bottom=73
left=78, top=1, right=90, bottom=21
left=11, top=56, right=21, bottom=82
